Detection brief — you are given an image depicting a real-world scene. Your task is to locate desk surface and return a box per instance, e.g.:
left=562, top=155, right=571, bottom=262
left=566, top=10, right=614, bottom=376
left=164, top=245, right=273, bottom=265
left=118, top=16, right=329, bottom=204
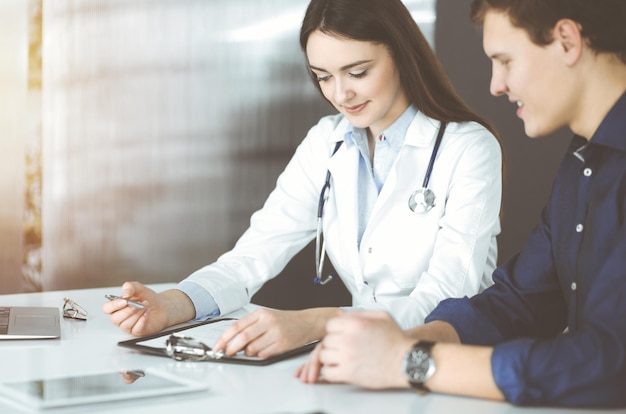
left=0, top=285, right=619, bottom=414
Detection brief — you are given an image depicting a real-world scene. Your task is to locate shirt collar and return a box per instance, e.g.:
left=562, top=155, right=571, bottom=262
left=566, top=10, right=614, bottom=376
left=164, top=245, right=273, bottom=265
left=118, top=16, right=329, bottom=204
left=342, top=105, right=417, bottom=150
left=586, top=90, right=626, bottom=153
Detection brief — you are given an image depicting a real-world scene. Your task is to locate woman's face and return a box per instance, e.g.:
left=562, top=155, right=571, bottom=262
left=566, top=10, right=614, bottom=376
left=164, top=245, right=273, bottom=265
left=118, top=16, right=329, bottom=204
left=306, top=30, right=409, bottom=139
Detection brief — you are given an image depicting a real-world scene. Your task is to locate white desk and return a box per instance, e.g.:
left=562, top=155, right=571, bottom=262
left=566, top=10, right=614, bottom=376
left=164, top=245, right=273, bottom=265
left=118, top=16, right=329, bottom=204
left=0, top=285, right=619, bottom=414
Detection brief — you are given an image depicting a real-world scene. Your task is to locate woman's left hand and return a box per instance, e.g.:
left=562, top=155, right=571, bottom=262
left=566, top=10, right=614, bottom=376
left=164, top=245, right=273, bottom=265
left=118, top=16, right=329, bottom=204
left=212, top=307, right=338, bottom=359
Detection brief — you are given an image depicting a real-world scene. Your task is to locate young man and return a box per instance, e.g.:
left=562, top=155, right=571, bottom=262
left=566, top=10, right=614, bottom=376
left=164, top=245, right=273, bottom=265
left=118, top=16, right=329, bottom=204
left=297, top=0, right=626, bottom=408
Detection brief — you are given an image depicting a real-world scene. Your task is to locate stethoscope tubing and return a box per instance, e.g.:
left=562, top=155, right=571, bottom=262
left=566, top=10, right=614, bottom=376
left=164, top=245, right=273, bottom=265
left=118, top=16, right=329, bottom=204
left=314, top=140, right=343, bottom=285
left=421, top=121, right=447, bottom=189
left=317, top=141, right=344, bottom=221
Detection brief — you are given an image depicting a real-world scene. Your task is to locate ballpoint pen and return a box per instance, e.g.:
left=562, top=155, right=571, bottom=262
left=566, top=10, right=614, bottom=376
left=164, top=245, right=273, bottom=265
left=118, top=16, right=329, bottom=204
left=105, top=294, right=145, bottom=309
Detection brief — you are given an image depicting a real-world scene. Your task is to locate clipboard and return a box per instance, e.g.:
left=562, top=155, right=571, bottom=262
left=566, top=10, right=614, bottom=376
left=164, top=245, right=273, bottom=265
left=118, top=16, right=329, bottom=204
left=117, top=317, right=318, bottom=366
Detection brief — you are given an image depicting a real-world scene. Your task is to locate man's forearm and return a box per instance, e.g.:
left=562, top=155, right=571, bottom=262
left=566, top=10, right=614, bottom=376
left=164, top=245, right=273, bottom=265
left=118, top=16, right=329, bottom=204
left=427, top=342, right=504, bottom=401
left=405, top=320, right=462, bottom=343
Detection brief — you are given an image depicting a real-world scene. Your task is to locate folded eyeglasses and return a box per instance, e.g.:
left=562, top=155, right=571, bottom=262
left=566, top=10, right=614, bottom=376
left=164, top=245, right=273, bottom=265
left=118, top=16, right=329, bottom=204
left=62, top=297, right=88, bottom=321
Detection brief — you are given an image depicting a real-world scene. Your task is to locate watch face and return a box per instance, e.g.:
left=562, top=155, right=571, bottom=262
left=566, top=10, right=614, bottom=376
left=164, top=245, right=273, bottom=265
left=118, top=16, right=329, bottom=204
left=405, top=345, right=435, bottom=384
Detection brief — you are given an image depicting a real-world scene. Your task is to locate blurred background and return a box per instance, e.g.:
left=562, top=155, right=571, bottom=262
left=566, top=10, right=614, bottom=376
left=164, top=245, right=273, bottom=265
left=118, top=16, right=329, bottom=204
left=0, top=0, right=569, bottom=309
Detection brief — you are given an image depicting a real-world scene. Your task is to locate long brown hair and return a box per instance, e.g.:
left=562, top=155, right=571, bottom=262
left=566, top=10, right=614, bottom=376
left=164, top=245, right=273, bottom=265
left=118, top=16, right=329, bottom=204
left=299, top=0, right=499, bottom=138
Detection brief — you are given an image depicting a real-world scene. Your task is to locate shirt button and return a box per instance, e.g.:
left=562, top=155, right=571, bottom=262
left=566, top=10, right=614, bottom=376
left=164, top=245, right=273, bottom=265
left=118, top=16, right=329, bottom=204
left=583, top=168, right=592, bottom=177
left=571, top=282, right=577, bottom=291
left=575, top=224, right=584, bottom=233
left=368, top=247, right=373, bottom=253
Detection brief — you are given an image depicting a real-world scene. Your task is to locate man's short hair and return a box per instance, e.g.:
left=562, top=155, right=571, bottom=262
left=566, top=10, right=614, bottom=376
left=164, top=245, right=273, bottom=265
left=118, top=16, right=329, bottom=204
left=470, top=0, right=626, bottom=64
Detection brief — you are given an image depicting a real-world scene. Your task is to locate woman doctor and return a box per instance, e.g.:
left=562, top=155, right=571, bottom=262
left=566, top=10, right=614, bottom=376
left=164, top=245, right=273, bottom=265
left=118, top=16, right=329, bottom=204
left=103, top=0, right=502, bottom=359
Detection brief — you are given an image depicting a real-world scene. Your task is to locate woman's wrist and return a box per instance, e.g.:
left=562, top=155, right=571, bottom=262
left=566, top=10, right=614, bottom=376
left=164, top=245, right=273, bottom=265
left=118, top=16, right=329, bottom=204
left=161, top=289, right=196, bottom=327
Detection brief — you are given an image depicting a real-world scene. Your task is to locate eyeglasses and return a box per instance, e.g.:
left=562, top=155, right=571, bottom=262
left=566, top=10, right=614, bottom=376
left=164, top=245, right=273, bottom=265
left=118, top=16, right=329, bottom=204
left=63, top=297, right=88, bottom=320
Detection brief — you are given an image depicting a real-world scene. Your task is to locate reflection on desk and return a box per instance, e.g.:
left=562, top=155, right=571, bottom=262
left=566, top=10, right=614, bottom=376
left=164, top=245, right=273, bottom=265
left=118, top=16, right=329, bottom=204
left=0, top=285, right=613, bottom=414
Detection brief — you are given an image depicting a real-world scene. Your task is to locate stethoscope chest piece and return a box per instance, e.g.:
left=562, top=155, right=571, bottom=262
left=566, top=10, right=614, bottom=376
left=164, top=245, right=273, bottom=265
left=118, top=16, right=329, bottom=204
left=407, top=121, right=447, bottom=215
left=408, top=187, right=436, bottom=214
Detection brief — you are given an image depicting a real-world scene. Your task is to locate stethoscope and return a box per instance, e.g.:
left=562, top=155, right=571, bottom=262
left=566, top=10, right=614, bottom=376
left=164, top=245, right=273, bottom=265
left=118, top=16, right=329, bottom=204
left=408, top=121, right=447, bottom=214
left=315, top=141, right=343, bottom=285
left=314, top=121, right=447, bottom=285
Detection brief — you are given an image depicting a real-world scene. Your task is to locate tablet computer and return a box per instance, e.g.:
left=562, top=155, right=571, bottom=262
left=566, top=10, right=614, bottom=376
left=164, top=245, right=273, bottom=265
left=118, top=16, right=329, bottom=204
left=0, top=368, right=208, bottom=410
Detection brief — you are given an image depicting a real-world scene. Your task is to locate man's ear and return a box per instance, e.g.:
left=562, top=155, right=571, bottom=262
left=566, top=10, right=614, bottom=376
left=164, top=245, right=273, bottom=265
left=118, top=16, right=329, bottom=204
left=553, top=19, right=583, bottom=66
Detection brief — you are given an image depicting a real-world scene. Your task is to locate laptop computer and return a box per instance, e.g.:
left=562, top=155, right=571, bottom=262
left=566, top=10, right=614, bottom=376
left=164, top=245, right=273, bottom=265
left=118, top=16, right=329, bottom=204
left=0, top=306, right=60, bottom=339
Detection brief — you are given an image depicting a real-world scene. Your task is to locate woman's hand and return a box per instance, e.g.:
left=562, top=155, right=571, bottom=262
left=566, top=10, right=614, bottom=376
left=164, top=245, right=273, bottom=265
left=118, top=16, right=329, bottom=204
left=102, top=281, right=195, bottom=336
left=213, top=307, right=338, bottom=359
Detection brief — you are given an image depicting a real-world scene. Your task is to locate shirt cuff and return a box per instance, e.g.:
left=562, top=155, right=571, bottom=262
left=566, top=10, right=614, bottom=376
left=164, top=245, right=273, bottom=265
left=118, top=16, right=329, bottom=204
left=491, top=338, right=536, bottom=405
left=177, top=280, right=220, bottom=320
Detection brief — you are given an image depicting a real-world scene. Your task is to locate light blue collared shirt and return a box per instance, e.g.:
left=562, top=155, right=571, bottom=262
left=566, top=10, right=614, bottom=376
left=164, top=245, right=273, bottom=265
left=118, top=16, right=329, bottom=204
left=343, top=105, right=417, bottom=245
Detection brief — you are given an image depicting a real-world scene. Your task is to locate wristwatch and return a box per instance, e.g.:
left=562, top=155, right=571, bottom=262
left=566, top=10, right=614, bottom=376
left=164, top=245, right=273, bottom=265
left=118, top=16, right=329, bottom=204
left=403, top=341, right=436, bottom=391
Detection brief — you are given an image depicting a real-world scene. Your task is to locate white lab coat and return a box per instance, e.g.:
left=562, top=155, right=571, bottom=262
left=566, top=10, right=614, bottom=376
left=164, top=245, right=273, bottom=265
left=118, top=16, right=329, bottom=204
left=183, top=111, right=502, bottom=329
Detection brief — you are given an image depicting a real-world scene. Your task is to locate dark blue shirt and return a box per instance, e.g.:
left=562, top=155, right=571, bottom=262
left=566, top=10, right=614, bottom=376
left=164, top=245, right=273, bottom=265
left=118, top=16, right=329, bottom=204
left=426, top=92, right=626, bottom=408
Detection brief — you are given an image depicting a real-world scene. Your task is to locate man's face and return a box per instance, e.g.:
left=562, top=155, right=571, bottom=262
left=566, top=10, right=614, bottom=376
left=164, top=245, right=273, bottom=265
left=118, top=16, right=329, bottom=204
left=482, top=11, right=577, bottom=138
